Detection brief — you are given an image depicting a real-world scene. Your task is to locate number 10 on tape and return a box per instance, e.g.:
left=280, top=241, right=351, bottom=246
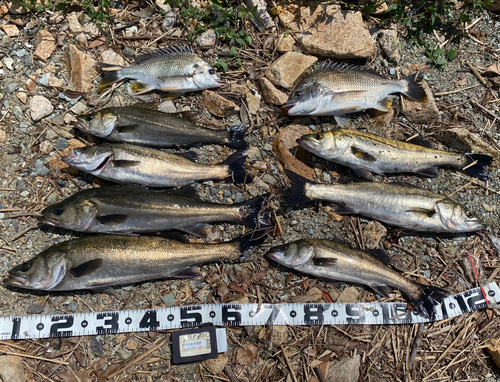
left=1, top=283, right=498, bottom=340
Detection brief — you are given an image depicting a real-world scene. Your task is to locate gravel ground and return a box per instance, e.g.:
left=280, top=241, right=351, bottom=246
left=0, top=2, right=499, bottom=381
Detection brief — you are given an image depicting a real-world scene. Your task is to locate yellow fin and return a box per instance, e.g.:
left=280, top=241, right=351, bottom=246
left=131, top=81, right=150, bottom=94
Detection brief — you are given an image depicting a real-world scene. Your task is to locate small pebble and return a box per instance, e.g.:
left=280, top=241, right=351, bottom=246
left=54, top=138, right=68, bottom=150
left=161, top=293, right=176, bottom=307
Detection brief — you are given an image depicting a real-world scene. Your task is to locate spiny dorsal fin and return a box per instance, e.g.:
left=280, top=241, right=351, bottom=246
left=135, top=45, right=195, bottom=63
left=315, top=61, right=381, bottom=76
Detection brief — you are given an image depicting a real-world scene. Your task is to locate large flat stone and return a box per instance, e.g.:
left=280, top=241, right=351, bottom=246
left=266, top=51, right=317, bottom=89
left=34, top=30, right=56, bottom=61
left=65, top=45, right=97, bottom=93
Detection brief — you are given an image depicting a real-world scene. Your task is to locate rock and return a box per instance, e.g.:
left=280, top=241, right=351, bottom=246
left=30, top=95, right=54, bottom=121
left=0, top=130, right=6, bottom=143
left=326, top=354, right=360, bottom=382
left=0, top=355, right=26, bottom=382
left=125, top=340, right=138, bottom=350
left=279, top=4, right=375, bottom=59
left=48, top=76, right=63, bottom=87
left=75, top=33, right=88, bottom=48
left=34, top=30, right=56, bottom=61
left=2, top=25, right=19, bottom=37
left=378, top=28, right=400, bottom=63
left=307, top=286, right=323, bottom=302
left=245, top=89, right=261, bottom=115
left=158, top=100, right=176, bottom=113
left=67, top=12, right=83, bottom=34
left=337, top=286, right=359, bottom=303
left=402, top=81, right=440, bottom=124
left=34, top=159, right=50, bottom=176
left=16, top=91, right=27, bottom=104
left=156, top=0, right=172, bottom=13
left=201, top=90, right=239, bottom=117
left=267, top=325, right=288, bottom=346
left=4, top=57, right=14, bottom=70
left=101, top=48, right=126, bottom=66
left=91, top=336, right=105, bottom=355
left=7, top=81, right=19, bottom=93
left=363, top=220, right=387, bottom=249
left=259, top=77, right=288, bottom=105
left=65, top=45, right=97, bottom=93
left=266, top=52, right=317, bottom=89
left=435, top=127, right=499, bottom=165
left=202, top=354, right=228, bottom=375
left=245, top=0, right=275, bottom=32
left=276, top=33, right=295, bottom=52
left=83, top=22, right=100, bottom=37
left=197, top=29, right=217, bottom=49
left=70, top=101, right=87, bottom=115
left=125, top=26, right=138, bottom=37
left=54, top=138, right=69, bottom=150
left=26, top=303, right=45, bottom=314
left=16, top=49, right=26, bottom=58
left=486, top=338, right=500, bottom=369
left=162, top=293, right=176, bottom=307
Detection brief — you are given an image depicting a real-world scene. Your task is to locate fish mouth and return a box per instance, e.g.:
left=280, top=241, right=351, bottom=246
left=283, top=102, right=295, bottom=111
left=38, top=215, right=61, bottom=227
left=70, top=120, right=88, bottom=131
left=296, top=138, right=308, bottom=148
left=3, top=275, right=28, bottom=287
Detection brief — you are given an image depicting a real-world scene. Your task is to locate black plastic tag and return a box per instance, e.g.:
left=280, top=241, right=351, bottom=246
left=172, top=324, right=218, bottom=364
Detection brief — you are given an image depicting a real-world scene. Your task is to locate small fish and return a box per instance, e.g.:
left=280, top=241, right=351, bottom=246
left=40, top=186, right=270, bottom=237
left=73, top=103, right=247, bottom=150
left=62, top=144, right=250, bottom=187
left=4, top=232, right=267, bottom=293
left=285, top=62, right=427, bottom=126
left=266, top=238, right=448, bottom=319
left=286, top=170, right=483, bottom=233
left=297, top=129, right=493, bottom=181
left=99, top=45, right=222, bottom=95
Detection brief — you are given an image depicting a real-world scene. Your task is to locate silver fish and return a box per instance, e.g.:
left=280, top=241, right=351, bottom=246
left=62, top=144, right=250, bottom=187
left=266, top=238, right=448, bottom=319
left=285, top=62, right=427, bottom=126
left=286, top=170, right=483, bottom=233
left=99, top=45, right=221, bottom=95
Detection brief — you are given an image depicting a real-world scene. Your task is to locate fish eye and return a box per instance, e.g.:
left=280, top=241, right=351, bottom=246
left=279, top=245, right=288, bottom=251
left=294, top=90, right=301, bottom=97
left=21, top=261, right=31, bottom=272
left=208, top=68, right=216, bottom=75
left=81, top=147, right=87, bottom=151
left=466, top=211, right=473, bottom=218
left=314, top=133, right=322, bottom=140
left=55, top=207, right=64, bottom=216
left=84, top=115, right=94, bottom=121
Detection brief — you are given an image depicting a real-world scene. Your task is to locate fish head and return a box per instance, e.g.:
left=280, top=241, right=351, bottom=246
left=62, top=146, right=113, bottom=173
left=297, top=130, right=350, bottom=158
left=285, top=80, right=323, bottom=115
left=192, top=60, right=222, bottom=89
left=74, top=110, right=118, bottom=137
left=435, top=201, right=483, bottom=232
left=4, top=251, right=68, bottom=290
left=40, top=199, right=98, bottom=231
left=266, top=240, right=315, bottom=268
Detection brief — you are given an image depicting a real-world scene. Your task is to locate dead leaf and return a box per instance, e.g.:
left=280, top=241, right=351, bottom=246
left=218, top=284, right=229, bottom=303
left=484, top=63, right=500, bottom=76
left=88, top=36, right=106, bottom=49
left=229, top=284, right=251, bottom=295
left=322, top=290, right=334, bottom=303
left=235, top=344, right=259, bottom=365
left=63, top=90, right=87, bottom=98
left=60, top=369, right=93, bottom=382
left=132, top=6, right=156, bottom=17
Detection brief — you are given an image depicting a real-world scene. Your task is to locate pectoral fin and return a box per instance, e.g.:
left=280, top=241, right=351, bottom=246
left=374, top=96, right=396, bottom=112
left=372, top=285, right=392, bottom=298
left=180, top=223, right=212, bottom=238
left=312, top=257, right=338, bottom=267
left=115, top=124, right=140, bottom=134
left=351, top=166, right=373, bottom=180
left=70, top=259, right=103, bottom=278
left=112, top=160, right=141, bottom=168
left=334, top=115, right=350, bottom=127
left=351, top=147, right=377, bottom=162
left=172, top=267, right=201, bottom=279
left=407, top=207, right=436, bottom=218
left=416, top=166, right=439, bottom=178
left=96, top=214, right=129, bottom=227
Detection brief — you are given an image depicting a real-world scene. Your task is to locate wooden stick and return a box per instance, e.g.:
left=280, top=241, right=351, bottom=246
left=0, top=351, right=70, bottom=365
left=280, top=345, right=298, bottom=382
left=434, top=84, right=481, bottom=96
left=466, top=62, right=487, bottom=85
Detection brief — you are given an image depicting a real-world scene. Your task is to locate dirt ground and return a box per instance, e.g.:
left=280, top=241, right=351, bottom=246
left=0, top=1, right=499, bottom=381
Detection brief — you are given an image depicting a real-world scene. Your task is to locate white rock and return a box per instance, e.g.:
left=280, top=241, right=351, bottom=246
left=245, top=89, right=261, bottom=115
left=0, top=355, right=25, bottom=382
left=4, top=57, right=14, bottom=70
left=67, top=12, right=83, bottom=34
left=156, top=0, right=172, bottom=13
left=379, top=28, right=400, bottom=63
left=245, top=0, right=275, bottom=32
left=30, top=95, right=54, bottom=122
left=197, top=29, right=217, bottom=49
left=101, top=48, right=126, bottom=66
left=158, top=100, right=176, bottom=113
left=70, top=101, right=87, bottom=115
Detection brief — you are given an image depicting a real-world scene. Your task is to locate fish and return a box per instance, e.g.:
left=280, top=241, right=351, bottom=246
left=73, top=103, right=247, bottom=150
left=3, top=232, right=268, bottom=293
left=297, top=129, right=493, bottom=181
left=266, top=238, right=448, bottom=319
left=62, top=143, right=250, bottom=187
left=39, top=186, right=270, bottom=237
left=286, top=170, right=483, bottom=233
left=99, top=45, right=222, bottom=95
left=285, top=62, right=427, bottom=126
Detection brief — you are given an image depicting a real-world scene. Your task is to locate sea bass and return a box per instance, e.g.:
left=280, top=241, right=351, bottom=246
left=286, top=170, right=483, bottom=233
left=297, top=129, right=493, bottom=180
left=73, top=104, right=247, bottom=150
left=40, top=187, right=270, bottom=237
left=99, top=45, right=221, bottom=95
left=4, top=233, right=267, bottom=293
left=286, top=62, right=427, bottom=126
left=266, top=238, right=448, bottom=319
left=62, top=144, right=250, bottom=187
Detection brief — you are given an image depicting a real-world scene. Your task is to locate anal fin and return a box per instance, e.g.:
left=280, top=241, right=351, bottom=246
left=130, top=80, right=151, bottom=95
left=375, top=96, right=396, bottom=112
left=351, top=166, right=374, bottom=180
left=180, top=223, right=211, bottom=238
left=372, top=285, right=393, bottom=298
left=416, top=166, right=439, bottom=177
left=171, top=267, right=201, bottom=279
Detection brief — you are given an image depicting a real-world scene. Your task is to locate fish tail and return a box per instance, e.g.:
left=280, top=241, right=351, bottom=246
left=285, top=169, right=312, bottom=206
left=99, top=62, right=124, bottom=89
left=234, top=229, right=271, bottom=260
left=227, top=124, right=248, bottom=150
left=223, top=150, right=251, bottom=184
left=462, top=153, right=493, bottom=181
left=239, top=194, right=272, bottom=229
left=408, top=284, right=448, bottom=320
left=401, top=70, right=427, bottom=102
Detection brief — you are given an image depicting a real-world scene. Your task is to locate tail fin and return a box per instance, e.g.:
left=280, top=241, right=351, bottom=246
left=233, top=229, right=271, bottom=260
left=238, top=195, right=272, bottom=229
left=285, top=169, right=312, bottom=206
left=227, top=124, right=248, bottom=150
left=402, top=70, right=427, bottom=102
left=99, top=62, right=124, bottom=89
left=223, top=150, right=251, bottom=184
left=462, top=153, right=493, bottom=181
left=409, top=284, right=448, bottom=320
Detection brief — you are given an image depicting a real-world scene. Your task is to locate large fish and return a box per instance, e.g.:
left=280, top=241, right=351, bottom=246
left=266, top=238, right=448, bottom=319
left=62, top=144, right=250, bottom=187
left=99, top=45, right=222, bottom=95
left=285, top=62, right=427, bottom=126
left=297, top=129, right=493, bottom=180
left=73, top=104, right=247, bottom=150
left=286, top=170, right=483, bottom=233
left=3, top=233, right=267, bottom=293
left=40, top=187, right=270, bottom=237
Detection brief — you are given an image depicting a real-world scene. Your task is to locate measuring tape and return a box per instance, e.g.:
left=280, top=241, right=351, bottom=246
left=1, top=282, right=498, bottom=340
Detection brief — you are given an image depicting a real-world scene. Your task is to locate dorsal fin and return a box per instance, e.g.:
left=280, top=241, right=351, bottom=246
left=131, top=102, right=160, bottom=112
left=315, top=61, right=381, bottom=76
left=135, top=45, right=195, bottom=63
left=406, top=135, right=435, bottom=149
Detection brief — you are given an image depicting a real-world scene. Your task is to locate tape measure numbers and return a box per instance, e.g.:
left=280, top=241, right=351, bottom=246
left=2, top=282, right=498, bottom=340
